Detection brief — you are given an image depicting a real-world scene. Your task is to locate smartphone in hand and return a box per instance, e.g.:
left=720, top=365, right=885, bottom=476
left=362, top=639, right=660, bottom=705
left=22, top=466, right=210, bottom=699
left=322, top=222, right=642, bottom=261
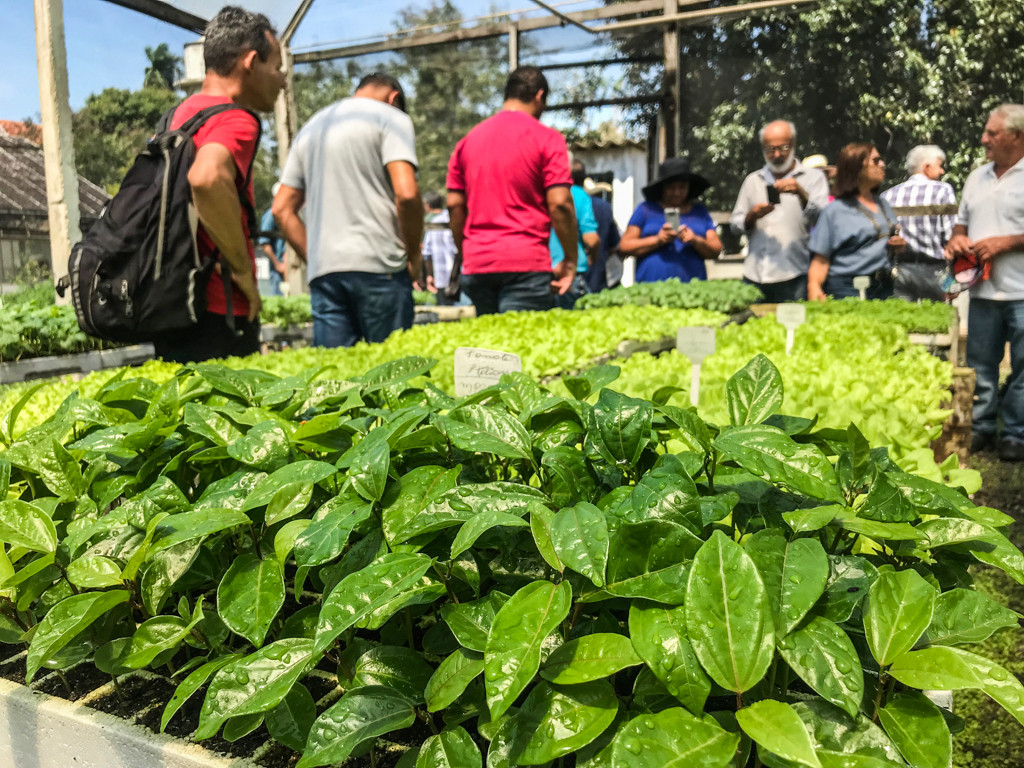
left=766, top=184, right=781, bottom=205
left=664, top=207, right=680, bottom=230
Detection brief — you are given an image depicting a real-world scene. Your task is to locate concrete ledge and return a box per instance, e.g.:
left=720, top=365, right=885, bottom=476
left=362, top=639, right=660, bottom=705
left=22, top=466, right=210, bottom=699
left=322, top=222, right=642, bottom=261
left=0, top=345, right=155, bottom=385
left=0, top=675, right=256, bottom=768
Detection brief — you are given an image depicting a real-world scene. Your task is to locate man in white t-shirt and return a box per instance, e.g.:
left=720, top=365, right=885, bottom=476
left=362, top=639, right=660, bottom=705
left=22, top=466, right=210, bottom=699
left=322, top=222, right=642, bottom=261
left=273, top=72, right=423, bottom=347
left=946, top=103, right=1024, bottom=460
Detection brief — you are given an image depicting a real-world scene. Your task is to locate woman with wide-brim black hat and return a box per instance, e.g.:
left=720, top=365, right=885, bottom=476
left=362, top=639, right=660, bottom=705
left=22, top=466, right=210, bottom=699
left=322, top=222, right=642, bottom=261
left=620, top=157, right=722, bottom=283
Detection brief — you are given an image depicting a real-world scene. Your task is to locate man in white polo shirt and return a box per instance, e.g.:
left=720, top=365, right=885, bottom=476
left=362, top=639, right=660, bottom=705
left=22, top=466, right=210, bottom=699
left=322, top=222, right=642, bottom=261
left=946, top=103, right=1024, bottom=461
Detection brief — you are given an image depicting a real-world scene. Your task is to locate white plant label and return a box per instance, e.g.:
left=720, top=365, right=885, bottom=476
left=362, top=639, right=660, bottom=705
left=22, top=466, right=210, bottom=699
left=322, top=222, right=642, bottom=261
left=853, top=275, right=871, bottom=301
left=677, top=327, right=716, bottom=407
left=777, top=303, right=805, bottom=355
left=454, top=347, right=522, bottom=396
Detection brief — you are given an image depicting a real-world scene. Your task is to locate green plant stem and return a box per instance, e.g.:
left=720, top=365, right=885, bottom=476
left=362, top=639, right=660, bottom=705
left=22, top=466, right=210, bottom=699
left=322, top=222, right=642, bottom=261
left=404, top=608, right=415, bottom=651
left=872, top=670, right=890, bottom=722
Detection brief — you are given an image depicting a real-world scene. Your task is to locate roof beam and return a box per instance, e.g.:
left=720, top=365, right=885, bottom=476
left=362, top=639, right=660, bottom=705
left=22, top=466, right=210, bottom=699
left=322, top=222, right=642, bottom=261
left=282, top=0, right=316, bottom=44
left=292, top=0, right=667, bottom=63
left=101, top=0, right=207, bottom=33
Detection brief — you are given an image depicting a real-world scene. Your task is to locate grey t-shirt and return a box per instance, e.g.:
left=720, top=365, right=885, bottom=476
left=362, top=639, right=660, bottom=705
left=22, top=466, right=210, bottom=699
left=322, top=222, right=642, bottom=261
left=281, top=97, right=418, bottom=279
left=808, top=196, right=898, bottom=277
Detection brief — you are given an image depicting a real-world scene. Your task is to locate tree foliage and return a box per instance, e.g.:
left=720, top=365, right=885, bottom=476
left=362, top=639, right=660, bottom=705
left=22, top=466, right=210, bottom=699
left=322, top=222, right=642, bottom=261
left=72, top=87, right=179, bottom=193
left=611, top=0, right=1024, bottom=209
left=143, top=43, right=183, bottom=90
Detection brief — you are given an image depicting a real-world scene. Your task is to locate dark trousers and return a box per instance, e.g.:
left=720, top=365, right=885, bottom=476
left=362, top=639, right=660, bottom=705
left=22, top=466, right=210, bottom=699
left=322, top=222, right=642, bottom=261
left=310, top=270, right=414, bottom=348
left=744, top=275, right=807, bottom=303
left=153, top=311, right=260, bottom=363
left=893, top=261, right=947, bottom=302
left=825, top=272, right=894, bottom=300
left=461, top=271, right=556, bottom=315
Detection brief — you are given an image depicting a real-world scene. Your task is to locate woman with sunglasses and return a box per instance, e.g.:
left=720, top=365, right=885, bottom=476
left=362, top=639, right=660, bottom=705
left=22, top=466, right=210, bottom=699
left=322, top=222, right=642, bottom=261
left=807, top=143, right=906, bottom=300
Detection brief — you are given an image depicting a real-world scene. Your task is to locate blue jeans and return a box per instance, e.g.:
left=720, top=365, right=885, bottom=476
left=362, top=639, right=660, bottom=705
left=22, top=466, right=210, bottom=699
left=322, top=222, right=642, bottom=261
left=825, top=271, right=894, bottom=300
left=461, top=271, right=556, bottom=315
left=967, top=298, right=1024, bottom=442
left=744, top=275, right=807, bottom=303
left=310, top=270, right=414, bottom=348
left=556, top=274, right=589, bottom=310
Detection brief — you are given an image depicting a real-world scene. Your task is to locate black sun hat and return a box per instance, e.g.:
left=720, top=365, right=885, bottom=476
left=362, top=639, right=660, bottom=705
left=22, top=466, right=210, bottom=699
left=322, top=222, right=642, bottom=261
left=642, top=156, right=712, bottom=201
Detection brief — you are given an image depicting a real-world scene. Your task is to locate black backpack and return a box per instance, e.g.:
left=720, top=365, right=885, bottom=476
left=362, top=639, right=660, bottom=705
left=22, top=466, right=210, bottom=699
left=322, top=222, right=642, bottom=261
left=57, top=103, right=261, bottom=344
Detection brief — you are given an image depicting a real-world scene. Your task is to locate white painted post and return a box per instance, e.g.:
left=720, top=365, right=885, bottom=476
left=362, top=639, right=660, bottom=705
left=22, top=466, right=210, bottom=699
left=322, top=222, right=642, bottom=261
left=273, top=44, right=307, bottom=298
left=33, top=0, right=80, bottom=303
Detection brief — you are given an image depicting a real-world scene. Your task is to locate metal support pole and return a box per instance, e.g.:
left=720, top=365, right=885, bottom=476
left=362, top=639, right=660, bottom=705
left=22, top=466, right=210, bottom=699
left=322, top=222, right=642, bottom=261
left=33, top=0, right=80, bottom=301
left=508, top=22, right=519, bottom=70
left=273, top=45, right=306, bottom=297
left=661, top=0, right=680, bottom=161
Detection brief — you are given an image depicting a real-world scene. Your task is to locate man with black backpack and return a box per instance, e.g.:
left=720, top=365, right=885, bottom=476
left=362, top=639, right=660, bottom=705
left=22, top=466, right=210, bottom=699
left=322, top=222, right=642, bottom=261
left=146, top=6, right=284, bottom=362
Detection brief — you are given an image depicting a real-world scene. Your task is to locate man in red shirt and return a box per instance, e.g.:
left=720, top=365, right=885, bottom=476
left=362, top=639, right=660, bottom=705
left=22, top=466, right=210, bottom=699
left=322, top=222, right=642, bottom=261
left=446, top=66, right=578, bottom=314
left=154, top=6, right=285, bottom=363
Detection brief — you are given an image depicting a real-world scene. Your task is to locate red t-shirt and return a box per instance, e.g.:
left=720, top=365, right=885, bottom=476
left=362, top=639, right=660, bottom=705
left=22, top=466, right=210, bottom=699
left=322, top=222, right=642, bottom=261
left=446, top=111, right=571, bottom=274
left=170, top=94, right=260, bottom=316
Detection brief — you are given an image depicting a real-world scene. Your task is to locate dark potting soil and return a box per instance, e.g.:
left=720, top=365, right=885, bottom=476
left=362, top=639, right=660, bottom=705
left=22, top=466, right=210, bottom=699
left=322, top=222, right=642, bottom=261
left=89, top=674, right=175, bottom=718
left=0, top=653, right=27, bottom=686
left=32, top=662, right=110, bottom=701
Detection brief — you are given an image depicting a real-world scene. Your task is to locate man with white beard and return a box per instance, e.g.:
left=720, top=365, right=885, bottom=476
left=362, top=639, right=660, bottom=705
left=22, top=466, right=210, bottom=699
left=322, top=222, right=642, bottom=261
left=730, top=120, right=830, bottom=302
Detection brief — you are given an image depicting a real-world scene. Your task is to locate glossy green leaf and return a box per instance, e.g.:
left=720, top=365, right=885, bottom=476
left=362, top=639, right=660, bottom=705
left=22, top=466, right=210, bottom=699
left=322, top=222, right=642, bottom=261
left=737, top=700, right=822, bottom=768
left=878, top=692, right=952, bottom=768
left=297, top=685, right=416, bottom=768
left=888, top=646, right=1024, bottom=727
left=530, top=504, right=563, bottom=573
left=26, top=590, right=130, bottom=682
left=817, top=556, right=879, bottom=624
left=381, top=465, right=461, bottom=545
left=514, top=680, right=618, bottom=764
left=685, top=531, right=775, bottom=693
left=777, top=616, right=864, bottom=718
left=628, top=604, right=711, bottom=714
left=351, top=645, right=434, bottom=705
left=600, top=520, right=697, bottom=603
left=918, top=518, right=1024, bottom=584
left=315, top=553, right=434, bottom=653
left=622, top=455, right=702, bottom=531
left=294, top=500, right=372, bottom=568
left=924, top=588, right=1020, bottom=647
left=442, top=591, right=509, bottom=652
left=435, top=404, right=534, bottom=462
left=484, top=580, right=572, bottom=720
left=66, top=555, right=122, bottom=588
left=610, top=708, right=739, bottom=767
left=266, top=682, right=317, bottom=752
left=274, top=519, right=311, bottom=566
left=425, top=648, right=485, bottom=713
left=787, top=699, right=904, bottom=764
left=592, top=388, right=653, bottom=465
left=161, top=654, right=242, bottom=732
left=222, top=713, right=264, bottom=742
left=196, top=638, right=316, bottom=739
left=416, top=726, right=482, bottom=768
left=451, top=510, right=530, bottom=559
left=218, top=554, right=286, bottom=647
left=542, top=446, right=596, bottom=507
left=0, top=500, right=57, bottom=553
left=242, top=460, right=338, bottom=512
left=228, top=422, right=290, bottom=472
left=562, top=365, right=621, bottom=400
left=540, top=632, right=642, bottom=685
left=727, top=353, right=783, bottom=426
left=714, top=425, right=844, bottom=503
left=124, top=602, right=204, bottom=668
left=550, top=503, right=610, bottom=587
left=863, top=568, right=937, bottom=666
left=345, top=428, right=391, bottom=502
left=858, top=471, right=919, bottom=523
left=140, top=539, right=202, bottom=615
left=149, top=508, right=251, bottom=552
left=744, top=530, right=829, bottom=635
left=183, top=402, right=242, bottom=445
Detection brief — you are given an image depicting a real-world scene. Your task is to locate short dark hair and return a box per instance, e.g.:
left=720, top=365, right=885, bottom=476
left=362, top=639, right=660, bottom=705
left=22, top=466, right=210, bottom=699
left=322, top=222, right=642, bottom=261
left=357, top=72, right=406, bottom=112
left=571, top=159, right=587, bottom=186
left=424, top=192, right=444, bottom=210
left=504, top=66, right=548, bottom=104
left=833, top=142, right=875, bottom=198
left=204, top=6, right=276, bottom=77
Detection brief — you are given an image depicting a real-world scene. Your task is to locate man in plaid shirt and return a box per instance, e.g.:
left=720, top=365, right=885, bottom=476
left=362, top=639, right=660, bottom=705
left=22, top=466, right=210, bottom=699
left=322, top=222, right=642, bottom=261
left=880, top=145, right=956, bottom=301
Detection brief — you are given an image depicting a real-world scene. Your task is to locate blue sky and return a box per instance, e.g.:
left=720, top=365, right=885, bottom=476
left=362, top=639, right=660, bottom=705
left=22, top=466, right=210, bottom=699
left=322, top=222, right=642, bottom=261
left=3, top=0, right=195, bottom=121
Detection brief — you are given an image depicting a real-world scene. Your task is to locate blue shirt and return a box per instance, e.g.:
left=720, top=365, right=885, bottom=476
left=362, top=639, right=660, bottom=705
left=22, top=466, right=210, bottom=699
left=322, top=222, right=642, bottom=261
left=258, top=209, right=285, bottom=259
left=628, top=200, right=715, bottom=283
left=808, top=196, right=898, bottom=277
left=550, top=185, right=598, bottom=273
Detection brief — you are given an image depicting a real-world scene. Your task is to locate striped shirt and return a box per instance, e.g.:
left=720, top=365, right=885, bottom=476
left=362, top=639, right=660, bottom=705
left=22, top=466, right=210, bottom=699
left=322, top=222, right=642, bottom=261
left=880, top=174, right=956, bottom=261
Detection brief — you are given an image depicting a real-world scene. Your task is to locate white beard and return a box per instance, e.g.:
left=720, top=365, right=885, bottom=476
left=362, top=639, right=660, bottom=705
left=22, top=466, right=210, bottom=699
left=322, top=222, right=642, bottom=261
left=766, top=152, right=796, bottom=175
